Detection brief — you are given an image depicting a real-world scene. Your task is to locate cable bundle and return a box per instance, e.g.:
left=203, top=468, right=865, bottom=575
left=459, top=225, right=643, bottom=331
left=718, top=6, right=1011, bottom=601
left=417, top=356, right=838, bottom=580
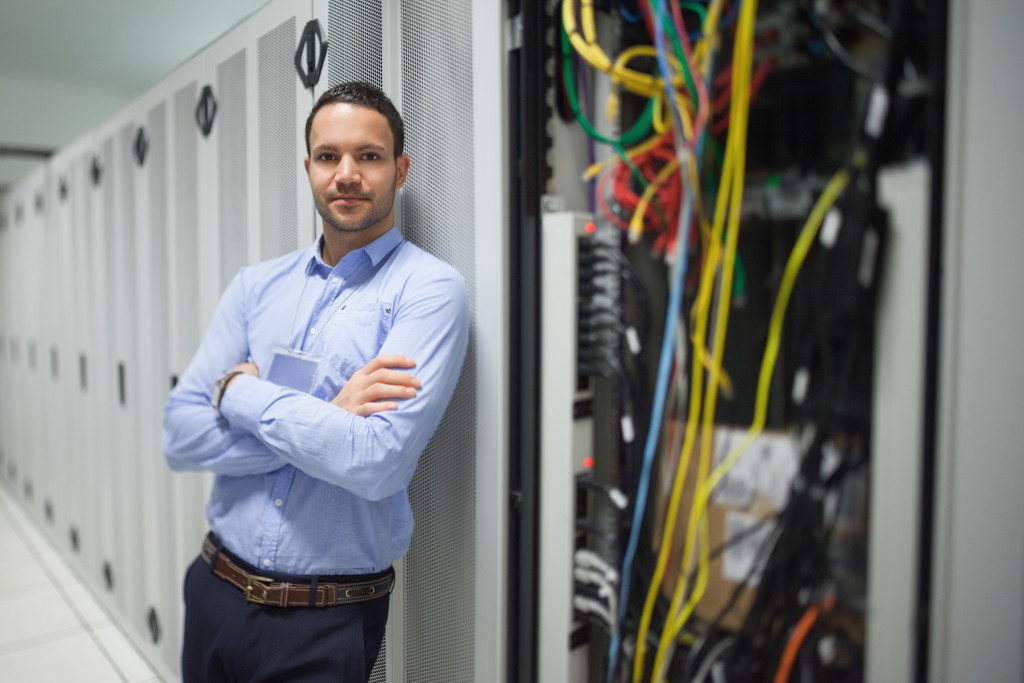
left=559, top=0, right=914, bottom=680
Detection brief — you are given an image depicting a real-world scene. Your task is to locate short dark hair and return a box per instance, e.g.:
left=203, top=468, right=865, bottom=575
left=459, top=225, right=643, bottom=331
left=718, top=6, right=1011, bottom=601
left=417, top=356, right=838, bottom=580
left=304, top=81, right=405, bottom=158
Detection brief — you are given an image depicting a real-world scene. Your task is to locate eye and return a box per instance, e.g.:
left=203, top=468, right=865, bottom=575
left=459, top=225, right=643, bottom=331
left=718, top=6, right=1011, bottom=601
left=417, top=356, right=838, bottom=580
left=362, top=152, right=380, bottom=161
left=318, top=153, right=335, bottom=162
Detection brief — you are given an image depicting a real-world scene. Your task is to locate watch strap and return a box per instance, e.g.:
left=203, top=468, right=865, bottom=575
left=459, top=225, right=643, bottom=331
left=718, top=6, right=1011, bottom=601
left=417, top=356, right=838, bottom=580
left=211, top=369, right=245, bottom=412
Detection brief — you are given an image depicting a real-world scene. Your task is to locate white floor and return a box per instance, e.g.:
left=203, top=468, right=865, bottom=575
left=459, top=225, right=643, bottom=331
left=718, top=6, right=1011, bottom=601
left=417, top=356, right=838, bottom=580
left=0, top=484, right=162, bottom=682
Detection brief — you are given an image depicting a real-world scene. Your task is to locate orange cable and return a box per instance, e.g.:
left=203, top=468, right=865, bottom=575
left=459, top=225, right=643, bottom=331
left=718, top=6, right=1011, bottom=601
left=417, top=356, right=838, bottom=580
left=772, top=594, right=837, bottom=683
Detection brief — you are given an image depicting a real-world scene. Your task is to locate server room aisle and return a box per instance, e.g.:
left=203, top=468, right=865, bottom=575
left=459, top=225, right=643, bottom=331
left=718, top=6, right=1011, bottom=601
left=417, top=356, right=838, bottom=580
left=0, top=485, right=161, bottom=682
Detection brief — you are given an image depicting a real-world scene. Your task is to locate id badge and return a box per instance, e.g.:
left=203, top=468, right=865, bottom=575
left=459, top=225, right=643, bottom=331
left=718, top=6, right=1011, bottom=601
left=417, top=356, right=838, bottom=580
left=266, top=348, right=320, bottom=393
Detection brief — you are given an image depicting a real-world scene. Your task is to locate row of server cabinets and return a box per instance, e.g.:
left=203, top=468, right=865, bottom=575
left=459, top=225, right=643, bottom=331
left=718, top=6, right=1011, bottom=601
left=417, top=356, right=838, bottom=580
left=0, top=1, right=507, bottom=681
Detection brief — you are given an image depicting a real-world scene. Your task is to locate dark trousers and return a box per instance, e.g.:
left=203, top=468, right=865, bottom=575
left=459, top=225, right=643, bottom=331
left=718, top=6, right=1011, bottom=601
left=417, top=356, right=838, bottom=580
left=182, top=554, right=390, bottom=682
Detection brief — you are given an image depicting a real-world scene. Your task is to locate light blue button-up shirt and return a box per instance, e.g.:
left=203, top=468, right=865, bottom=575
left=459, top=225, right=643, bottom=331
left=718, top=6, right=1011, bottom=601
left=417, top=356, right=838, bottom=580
left=162, top=226, right=468, bottom=575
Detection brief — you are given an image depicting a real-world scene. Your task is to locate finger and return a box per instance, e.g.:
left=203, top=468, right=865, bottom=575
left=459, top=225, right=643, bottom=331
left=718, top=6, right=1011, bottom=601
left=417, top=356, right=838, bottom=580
left=365, top=368, right=420, bottom=388
left=352, top=400, right=400, bottom=418
left=359, top=382, right=417, bottom=403
left=363, top=354, right=416, bottom=374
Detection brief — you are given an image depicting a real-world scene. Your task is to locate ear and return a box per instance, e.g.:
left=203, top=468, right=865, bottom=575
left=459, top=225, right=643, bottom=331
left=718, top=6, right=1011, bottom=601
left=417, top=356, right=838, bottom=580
left=395, top=154, right=410, bottom=189
left=304, top=156, right=310, bottom=174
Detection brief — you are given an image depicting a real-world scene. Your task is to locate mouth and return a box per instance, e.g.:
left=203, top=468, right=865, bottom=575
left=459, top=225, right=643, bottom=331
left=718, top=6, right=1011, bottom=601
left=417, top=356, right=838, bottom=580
left=331, top=195, right=369, bottom=206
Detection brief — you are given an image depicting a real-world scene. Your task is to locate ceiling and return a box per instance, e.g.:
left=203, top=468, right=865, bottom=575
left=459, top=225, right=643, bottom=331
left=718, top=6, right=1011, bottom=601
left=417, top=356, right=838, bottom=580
left=0, top=0, right=270, bottom=193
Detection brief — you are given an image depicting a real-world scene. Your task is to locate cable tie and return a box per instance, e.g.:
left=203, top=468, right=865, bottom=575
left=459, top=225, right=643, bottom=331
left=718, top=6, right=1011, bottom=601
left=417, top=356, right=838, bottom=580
left=792, top=366, right=810, bottom=405
left=819, top=207, right=843, bottom=248
left=625, top=326, right=641, bottom=355
left=818, top=634, right=838, bottom=665
left=576, top=473, right=630, bottom=511
left=621, top=414, right=635, bottom=444
left=865, top=84, right=890, bottom=139
left=857, top=227, right=880, bottom=288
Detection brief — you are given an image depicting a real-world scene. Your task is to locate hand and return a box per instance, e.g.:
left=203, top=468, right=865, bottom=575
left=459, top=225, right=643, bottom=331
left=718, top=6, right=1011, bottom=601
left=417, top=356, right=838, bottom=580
left=330, top=355, right=420, bottom=417
left=226, top=362, right=259, bottom=389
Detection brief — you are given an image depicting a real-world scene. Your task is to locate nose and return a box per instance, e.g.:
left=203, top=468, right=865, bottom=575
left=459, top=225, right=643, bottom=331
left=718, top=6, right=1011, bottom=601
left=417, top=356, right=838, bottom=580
left=333, top=154, right=360, bottom=184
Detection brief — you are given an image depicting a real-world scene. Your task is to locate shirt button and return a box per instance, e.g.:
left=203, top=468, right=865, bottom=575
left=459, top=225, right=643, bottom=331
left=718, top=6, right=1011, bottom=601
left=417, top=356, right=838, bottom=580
left=275, top=498, right=283, bottom=507
left=263, top=559, right=271, bottom=568
left=309, top=327, right=317, bottom=335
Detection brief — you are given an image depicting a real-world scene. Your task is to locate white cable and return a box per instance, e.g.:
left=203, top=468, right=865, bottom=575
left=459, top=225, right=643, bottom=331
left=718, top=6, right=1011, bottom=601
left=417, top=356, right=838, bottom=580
left=693, top=636, right=736, bottom=683
left=574, top=548, right=620, bottom=584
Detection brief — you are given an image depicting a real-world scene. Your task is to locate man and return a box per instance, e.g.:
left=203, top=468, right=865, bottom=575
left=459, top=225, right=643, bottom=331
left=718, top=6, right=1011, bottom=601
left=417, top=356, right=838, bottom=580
left=162, top=81, right=468, bottom=682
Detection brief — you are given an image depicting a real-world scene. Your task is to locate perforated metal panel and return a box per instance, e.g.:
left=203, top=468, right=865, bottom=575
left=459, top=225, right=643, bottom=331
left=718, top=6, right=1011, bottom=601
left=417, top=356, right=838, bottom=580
left=399, top=1, right=477, bottom=681
left=327, top=0, right=383, bottom=88
left=217, top=50, right=248, bottom=289
left=258, top=18, right=299, bottom=260
left=148, top=106, right=169, bottom=304
left=173, top=83, right=201, bottom=353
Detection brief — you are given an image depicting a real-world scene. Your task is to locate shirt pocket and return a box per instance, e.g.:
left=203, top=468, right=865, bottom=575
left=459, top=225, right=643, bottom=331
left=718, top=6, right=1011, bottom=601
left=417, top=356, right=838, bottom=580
left=317, top=301, right=396, bottom=394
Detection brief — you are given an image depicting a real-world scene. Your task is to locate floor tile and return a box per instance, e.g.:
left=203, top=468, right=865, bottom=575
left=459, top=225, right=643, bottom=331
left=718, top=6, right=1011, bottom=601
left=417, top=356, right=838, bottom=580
left=93, top=622, right=160, bottom=682
left=0, top=629, right=123, bottom=682
left=0, top=587, right=81, bottom=649
left=0, top=551, right=53, bottom=595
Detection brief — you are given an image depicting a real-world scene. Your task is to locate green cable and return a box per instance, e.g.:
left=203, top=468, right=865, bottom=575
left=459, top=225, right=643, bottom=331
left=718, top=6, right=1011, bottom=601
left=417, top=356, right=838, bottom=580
left=560, top=24, right=651, bottom=191
left=561, top=20, right=674, bottom=230
left=658, top=7, right=700, bottom=113
left=560, top=25, right=654, bottom=150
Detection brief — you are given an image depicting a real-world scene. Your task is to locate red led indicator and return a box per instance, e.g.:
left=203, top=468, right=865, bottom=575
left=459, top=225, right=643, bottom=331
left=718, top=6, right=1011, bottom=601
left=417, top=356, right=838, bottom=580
left=583, top=456, right=594, bottom=469
left=585, top=221, right=597, bottom=234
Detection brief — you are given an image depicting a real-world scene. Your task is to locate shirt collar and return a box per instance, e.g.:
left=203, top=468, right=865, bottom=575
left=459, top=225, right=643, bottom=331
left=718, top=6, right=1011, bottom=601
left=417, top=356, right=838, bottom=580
left=305, top=225, right=403, bottom=275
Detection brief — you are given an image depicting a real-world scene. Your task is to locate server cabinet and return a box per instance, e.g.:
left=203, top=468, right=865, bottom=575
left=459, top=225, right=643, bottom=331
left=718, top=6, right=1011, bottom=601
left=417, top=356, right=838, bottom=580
left=2, top=167, right=48, bottom=521
left=43, top=139, right=89, bottom=560
left=67, top=133, right=104, bottom=580
left=85, top=116, right=131, bottom=617
left=309, top=1, right=510, bottom=681
left=126, top=84, right=185, bottom=670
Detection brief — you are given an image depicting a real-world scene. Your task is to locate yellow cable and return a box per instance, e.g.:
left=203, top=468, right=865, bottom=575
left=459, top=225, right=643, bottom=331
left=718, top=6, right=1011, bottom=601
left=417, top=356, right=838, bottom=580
left=614, top=45, right=697, bottom=117
left=582, top=130, right=670, bottom=181
left=666, top=167, right=853, bottom=666
left=627, top=98, right=695, bottom=243
left=653, top=1, right=758, bottom=679
left=629, top=159, right=679, bottom=244
left=652, top=94, right=668, bottom=135
left=563, top=0, right=685, bottom=99
left=631, top=2, right=729, bottom=680
left=661, top=37, right=860, bottom=683
left=702, top=167, right=853, bottom=498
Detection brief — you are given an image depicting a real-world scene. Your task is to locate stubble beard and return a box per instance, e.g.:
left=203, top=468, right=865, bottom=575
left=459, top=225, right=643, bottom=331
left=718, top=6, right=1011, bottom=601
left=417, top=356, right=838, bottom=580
left=316, top=179, right=397, bottom=235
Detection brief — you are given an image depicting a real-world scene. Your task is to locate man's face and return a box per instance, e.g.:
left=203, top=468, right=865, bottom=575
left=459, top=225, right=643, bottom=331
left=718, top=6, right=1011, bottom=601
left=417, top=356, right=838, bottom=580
left=304, top=103, right=409, bottom=240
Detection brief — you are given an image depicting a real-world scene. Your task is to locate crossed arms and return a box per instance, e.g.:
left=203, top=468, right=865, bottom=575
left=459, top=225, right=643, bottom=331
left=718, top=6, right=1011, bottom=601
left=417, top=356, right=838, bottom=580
left=161, top=259, right=469, bottom=502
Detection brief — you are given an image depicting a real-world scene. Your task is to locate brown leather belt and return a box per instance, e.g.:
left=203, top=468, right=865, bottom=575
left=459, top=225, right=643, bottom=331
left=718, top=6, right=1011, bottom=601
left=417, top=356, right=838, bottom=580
left=201, top=533, right=394, bottom=608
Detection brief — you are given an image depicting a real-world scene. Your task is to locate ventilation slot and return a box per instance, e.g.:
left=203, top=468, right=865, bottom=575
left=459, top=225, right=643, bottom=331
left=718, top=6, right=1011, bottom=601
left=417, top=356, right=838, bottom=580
left=258, top=18, right=299, bottom=260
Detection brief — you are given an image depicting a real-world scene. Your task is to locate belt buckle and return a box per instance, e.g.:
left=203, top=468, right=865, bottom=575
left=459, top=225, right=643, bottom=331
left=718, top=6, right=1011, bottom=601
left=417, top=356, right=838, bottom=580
left=244, top=573, right=274, bottom=605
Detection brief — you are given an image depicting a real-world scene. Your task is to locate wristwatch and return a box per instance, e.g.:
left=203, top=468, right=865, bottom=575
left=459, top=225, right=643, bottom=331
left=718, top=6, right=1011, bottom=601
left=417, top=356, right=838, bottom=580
left=211, top=370, right=244, bottom=412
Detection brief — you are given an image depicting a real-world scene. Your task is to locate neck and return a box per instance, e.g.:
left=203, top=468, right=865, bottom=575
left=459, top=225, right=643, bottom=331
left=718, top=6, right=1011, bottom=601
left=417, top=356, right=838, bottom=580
left=320, top=223, right=390, bottom=267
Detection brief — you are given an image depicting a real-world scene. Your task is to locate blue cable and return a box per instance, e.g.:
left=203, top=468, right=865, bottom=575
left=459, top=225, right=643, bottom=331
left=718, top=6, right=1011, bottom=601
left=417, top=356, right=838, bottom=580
left=605, top=2, right=709, bottom=679
left=618, top=0, right=645, bottom=23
